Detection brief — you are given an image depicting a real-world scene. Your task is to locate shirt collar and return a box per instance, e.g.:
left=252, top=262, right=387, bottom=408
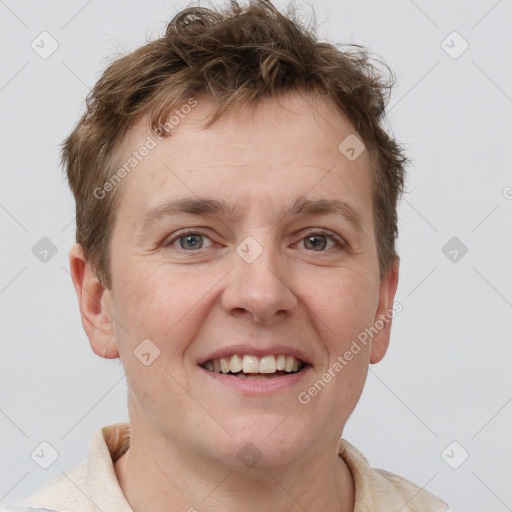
left=87, top=422, right=132, bottom=512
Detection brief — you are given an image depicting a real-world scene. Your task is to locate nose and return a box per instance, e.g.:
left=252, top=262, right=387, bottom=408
left=221, top=239, right=298, bottom=324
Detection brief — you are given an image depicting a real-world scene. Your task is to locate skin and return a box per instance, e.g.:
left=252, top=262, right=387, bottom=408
left=70, top=91, right=399, bottom=512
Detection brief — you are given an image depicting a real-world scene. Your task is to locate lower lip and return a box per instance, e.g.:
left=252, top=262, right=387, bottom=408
left=199, top=365, right=311, bottom=395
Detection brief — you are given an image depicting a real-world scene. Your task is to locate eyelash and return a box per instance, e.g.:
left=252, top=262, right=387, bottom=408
left=164, top=228, right=347, bottom=252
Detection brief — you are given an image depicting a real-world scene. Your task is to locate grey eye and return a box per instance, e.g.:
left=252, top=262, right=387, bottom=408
left=303, top=234, right=328, bottom=251
left=179, top=234, right=204, bottom=250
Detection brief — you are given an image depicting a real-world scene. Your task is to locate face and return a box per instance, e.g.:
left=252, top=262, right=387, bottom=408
left=74, top=92, right=398, bottom=468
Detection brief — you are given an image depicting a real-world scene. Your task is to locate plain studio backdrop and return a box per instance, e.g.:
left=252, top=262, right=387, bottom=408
left=0, top=1, right=511, bottom=511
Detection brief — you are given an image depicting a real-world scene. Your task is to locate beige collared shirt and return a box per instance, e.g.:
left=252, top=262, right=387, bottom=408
left=3, top=422, right=450, bottom=512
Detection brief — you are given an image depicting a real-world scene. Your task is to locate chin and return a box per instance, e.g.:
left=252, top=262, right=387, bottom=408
left=203, top=414, right=313, bottom=469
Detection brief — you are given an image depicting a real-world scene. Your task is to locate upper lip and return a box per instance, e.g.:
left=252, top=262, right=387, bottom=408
left=198, top=344, right=311, bottom=366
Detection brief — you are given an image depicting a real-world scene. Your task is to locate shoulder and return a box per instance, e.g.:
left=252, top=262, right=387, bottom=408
left=372, top=467, right=450, bottom=511
left=0, top=508, right=57, bottom=512
left=0, top=423, right=131, bottom=512
left=339, top=439, right=450, bottom=512
left=0, top=460, right=89, bottom=512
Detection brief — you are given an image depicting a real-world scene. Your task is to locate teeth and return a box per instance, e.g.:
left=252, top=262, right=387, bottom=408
left=220, top=357, right=230, bottom=374
left=242, top=355, right=259, bottom=373
left=259, top=355, right=276, bottom=373
left=203, top=354, right=304, bottom=375
left=284, top=355, right=294, bottom=372
left=230, top=354, right=243, bottom=373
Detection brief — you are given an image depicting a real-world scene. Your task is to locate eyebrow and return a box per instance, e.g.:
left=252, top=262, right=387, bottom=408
left=140, top=196, right=365, bottom=234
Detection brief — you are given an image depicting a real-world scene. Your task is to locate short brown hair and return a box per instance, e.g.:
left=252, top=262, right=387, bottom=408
left=62, top=0, right=408, bottom=289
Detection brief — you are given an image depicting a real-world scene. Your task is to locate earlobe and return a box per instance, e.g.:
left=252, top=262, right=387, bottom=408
left=69, top=244, right=119, bottom=359
left=369, top=257, right=400, bottom=364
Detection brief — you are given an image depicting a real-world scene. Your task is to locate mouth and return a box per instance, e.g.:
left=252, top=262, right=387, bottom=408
left=201, top=354, right=308, bottom=379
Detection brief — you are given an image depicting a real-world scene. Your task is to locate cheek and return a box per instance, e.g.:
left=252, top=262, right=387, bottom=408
left=321, top=274, right=375, bottom=406
left=114, top=262, right=218, bottom=350
left=306, top=270, right=377, bottom=343
left=113, top=265, right=209, bottom=408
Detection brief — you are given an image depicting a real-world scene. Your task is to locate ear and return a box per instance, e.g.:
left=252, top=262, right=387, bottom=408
left=369, top=257, right=400, bottom=364
left=69, top=244, right=119, bottom=359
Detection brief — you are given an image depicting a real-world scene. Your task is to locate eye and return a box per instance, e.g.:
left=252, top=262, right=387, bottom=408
left=300, top=230, right=345, bottom=251
left=164, top=228, right=346, bottom=253
left=166, top=230, right=214, bottom=250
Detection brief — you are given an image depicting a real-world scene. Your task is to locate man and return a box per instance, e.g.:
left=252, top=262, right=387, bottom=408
left=3, top=1, right=449, bottom=511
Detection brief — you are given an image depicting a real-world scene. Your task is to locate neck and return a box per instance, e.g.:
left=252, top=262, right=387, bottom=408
left=114, top=425, right=355, bottom=512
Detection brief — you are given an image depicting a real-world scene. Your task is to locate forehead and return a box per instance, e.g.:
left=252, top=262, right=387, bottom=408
left=113, top=93, right=374, bottom=227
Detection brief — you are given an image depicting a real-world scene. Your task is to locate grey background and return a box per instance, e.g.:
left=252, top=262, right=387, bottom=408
left=1, top=1, right=511, bottom=511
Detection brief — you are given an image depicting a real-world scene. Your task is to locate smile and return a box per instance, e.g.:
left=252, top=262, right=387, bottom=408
left=202, top=354, right=306, bottom=379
